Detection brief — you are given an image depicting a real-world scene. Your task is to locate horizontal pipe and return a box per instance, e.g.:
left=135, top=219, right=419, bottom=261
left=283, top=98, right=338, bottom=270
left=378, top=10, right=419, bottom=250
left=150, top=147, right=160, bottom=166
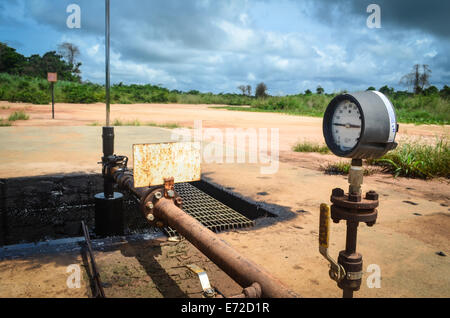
left=111, top=168, right=298, bottom=297
left=113, top=170, right=149, bottom=199
left=153, top=198, right=297, bottom=298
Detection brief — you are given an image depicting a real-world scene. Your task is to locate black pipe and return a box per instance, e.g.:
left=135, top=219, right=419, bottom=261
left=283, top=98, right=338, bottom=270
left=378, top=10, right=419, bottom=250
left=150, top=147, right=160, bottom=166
left=95, top=126, right=124, bottom=237
left=102, top=126, right=115, bottom=198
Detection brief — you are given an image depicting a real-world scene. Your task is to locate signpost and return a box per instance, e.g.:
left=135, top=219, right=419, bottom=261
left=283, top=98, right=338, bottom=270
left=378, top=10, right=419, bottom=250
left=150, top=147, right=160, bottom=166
left=47, top=72, right=57, bottom=119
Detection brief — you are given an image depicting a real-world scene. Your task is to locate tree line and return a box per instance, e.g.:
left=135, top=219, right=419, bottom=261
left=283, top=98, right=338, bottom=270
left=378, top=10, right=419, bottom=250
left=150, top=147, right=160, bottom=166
left=0, top=42, right=81, bottom=82
left=237, top=64, right=448, bottom=98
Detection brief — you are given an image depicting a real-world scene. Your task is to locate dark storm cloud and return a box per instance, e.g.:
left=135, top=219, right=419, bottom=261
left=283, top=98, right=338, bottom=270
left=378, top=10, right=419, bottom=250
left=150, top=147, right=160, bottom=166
left=2, top=0, right=448, bottom=93
left=313, top=0, right=450, bottom=38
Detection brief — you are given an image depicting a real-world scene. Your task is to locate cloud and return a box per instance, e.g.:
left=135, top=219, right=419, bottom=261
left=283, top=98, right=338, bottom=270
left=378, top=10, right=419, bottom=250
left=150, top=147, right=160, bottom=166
left=0, top=0, right=448, bottom=94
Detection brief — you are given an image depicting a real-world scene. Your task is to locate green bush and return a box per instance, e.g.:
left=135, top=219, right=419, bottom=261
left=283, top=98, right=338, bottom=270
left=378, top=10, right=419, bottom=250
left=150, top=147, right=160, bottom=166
left=8, top=110, right=29, bottom=121
left=293, top=141, right=330, bottom=154
left=369, top=138, right=449, bottom=179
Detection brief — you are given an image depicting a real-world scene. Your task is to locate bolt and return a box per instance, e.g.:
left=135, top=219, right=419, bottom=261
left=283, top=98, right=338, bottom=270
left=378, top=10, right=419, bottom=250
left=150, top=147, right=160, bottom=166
left=366, top=191, right=379, bottom=201
left=175, top=197, right=183, bottom=205
left=167, top=190, right=175, bottom=198
left=145, top=202, right=154, bottom=211
left=146, top=214, right=155, bottom=222
left=332, top=188, right=345, bottom=197
left=154, top=192, right=162, bottom=200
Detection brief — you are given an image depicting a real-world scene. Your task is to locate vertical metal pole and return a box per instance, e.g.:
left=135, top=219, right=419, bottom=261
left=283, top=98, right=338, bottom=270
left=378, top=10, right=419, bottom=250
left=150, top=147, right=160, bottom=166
left=103, top=0, right=114, bottom=199
left=105, top=0, right=110, bottom=127
left=51, top=82, right=55, bottom=119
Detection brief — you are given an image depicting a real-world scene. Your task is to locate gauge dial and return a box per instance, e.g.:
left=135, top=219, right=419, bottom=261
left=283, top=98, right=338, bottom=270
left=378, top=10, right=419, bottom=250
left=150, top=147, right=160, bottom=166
left=331, top=101, right=362, bottom=152
left=323, top=91, right=398, bottom=159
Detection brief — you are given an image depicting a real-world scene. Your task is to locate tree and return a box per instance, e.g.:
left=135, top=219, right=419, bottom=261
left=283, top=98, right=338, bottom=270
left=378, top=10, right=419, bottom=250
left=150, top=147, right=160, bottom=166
left=440, top=85, right=450, bottom=99
left=419, top=65, right=432, bottom=91
left=58, top=42, right=80, bottom=66
left=0, top=42, right=26, bottom=73
left=423, top=85, right=438, bottom=96
left=237, top=85, right=247, bottom=95
left=255, top=82, right=267, bottom=98
left=367, top=86, right=376, bottom=91
left=379, top=85, right=394, bottom=96
left=316, top=86, right=324, bottom=95
left=0, top=43, right=81, bottom=82
left=246, top=85, right=252, bottom=96
left=304, top=89, right=312, bottom=95
left=400, top=64, right=432, bottom=94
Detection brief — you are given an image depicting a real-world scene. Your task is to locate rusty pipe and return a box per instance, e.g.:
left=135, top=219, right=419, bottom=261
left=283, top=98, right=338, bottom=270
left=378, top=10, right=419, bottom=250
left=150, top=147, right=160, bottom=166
left=153, top=197, right=298, bottom=298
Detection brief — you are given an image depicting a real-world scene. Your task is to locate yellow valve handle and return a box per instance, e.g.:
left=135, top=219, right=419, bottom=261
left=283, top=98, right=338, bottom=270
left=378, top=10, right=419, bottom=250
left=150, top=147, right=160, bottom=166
left=319, top=203, right=330, bottom=249
left=319, top=204, right=346, bottom=283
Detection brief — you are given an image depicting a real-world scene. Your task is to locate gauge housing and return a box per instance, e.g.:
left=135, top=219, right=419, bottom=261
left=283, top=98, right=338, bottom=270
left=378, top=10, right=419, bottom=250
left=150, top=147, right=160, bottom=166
left=323, top=91, right=398, bottom=159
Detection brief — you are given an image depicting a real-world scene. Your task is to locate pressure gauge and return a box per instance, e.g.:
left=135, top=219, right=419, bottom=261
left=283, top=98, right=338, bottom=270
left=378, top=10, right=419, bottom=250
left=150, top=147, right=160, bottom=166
left=323, top=91, right=398, bottom=159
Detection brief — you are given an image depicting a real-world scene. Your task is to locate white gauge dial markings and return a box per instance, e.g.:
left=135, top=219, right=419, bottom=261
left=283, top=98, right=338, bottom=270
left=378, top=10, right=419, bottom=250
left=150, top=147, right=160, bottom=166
left=331, top=101, right=362, bottom=151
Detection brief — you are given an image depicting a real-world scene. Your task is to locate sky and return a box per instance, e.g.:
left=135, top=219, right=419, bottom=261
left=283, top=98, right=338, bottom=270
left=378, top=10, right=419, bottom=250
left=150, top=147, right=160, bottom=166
left=0, top=0, right=449, bottom=95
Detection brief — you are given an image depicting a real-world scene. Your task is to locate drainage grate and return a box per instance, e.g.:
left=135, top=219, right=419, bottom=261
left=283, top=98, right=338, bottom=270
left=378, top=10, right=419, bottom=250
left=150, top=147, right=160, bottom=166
left=163, top=183, right=254, bottom=237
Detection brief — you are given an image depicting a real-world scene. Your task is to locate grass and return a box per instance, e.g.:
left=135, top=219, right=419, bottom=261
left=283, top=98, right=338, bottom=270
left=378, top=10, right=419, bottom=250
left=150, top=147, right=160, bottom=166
left=146, top=122, right=181, bottom=129
left=322, top=162, right=374, bottom=176
left=1, top=72, right=449, bottom=125
left=8, top=110, right=29, bottom=121
left=0, top=118, right=11, bottom=126
left=110, top=119, right=181, bottom=129
left=297, top=138, right=449, bottom=179
left=212, top=93, right=450, bottom=125
left=368, top=137, right=449, bottom=179
left=293, top=141, right=330, bottom=154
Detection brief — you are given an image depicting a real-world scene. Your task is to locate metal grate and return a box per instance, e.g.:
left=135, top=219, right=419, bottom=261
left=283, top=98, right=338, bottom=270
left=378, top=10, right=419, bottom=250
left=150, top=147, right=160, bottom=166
left=162, top=183, right=254, bottom=237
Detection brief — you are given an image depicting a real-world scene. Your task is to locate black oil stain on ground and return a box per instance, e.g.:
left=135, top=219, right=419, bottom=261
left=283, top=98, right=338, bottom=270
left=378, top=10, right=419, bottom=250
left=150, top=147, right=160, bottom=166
left=403, top=200, right=419, bottom=206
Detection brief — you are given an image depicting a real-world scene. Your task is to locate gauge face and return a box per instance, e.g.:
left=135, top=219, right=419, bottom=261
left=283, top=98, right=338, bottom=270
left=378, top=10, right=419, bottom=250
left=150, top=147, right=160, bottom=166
left=323, top=91, right=398, bottom=159
left=331, top=101, right=362, bottom=152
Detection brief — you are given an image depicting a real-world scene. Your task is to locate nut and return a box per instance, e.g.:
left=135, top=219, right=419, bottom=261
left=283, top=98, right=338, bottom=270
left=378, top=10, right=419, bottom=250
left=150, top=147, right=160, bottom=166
left=332, top=188, right=345, bottom=197
left=154, top=192, right=162, bottom=200
left=167, top=190, right=175, bottom=198
left=175, top=197, right=183, bottom=205
left=146, top=214, right=155, bottom=221
left=145, top=202, right=154, bottom=211
left=365, top=191, right=379, bottom=201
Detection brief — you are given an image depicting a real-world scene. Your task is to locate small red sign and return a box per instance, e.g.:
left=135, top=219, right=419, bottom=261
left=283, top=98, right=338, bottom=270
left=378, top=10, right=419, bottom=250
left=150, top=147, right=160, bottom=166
left=47, top=72, right=57, bottom=82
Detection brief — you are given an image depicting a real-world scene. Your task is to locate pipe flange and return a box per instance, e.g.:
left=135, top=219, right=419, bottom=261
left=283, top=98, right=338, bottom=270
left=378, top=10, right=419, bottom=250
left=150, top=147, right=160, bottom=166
left=331, top=188, right=379, bottom=210
left=243, top=283, right=262, bottom=298
left=140, top=187, right=182, bottom=227
left=331, top=205, right=378, bottom=226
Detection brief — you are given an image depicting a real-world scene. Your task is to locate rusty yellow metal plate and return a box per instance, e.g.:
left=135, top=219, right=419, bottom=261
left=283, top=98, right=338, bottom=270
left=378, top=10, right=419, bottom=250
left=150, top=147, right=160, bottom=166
left=133, top=142, right=201, bottom=187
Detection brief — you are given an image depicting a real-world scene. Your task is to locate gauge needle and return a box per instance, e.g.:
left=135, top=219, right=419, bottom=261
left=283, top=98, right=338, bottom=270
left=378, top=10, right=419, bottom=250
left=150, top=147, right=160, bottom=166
left=333, top=123, right=361, bottom=128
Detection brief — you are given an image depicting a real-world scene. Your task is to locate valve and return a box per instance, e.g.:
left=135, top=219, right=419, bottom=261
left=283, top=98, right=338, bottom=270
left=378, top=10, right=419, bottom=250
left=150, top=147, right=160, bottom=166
left=320, top=160, right=379, bottom=298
